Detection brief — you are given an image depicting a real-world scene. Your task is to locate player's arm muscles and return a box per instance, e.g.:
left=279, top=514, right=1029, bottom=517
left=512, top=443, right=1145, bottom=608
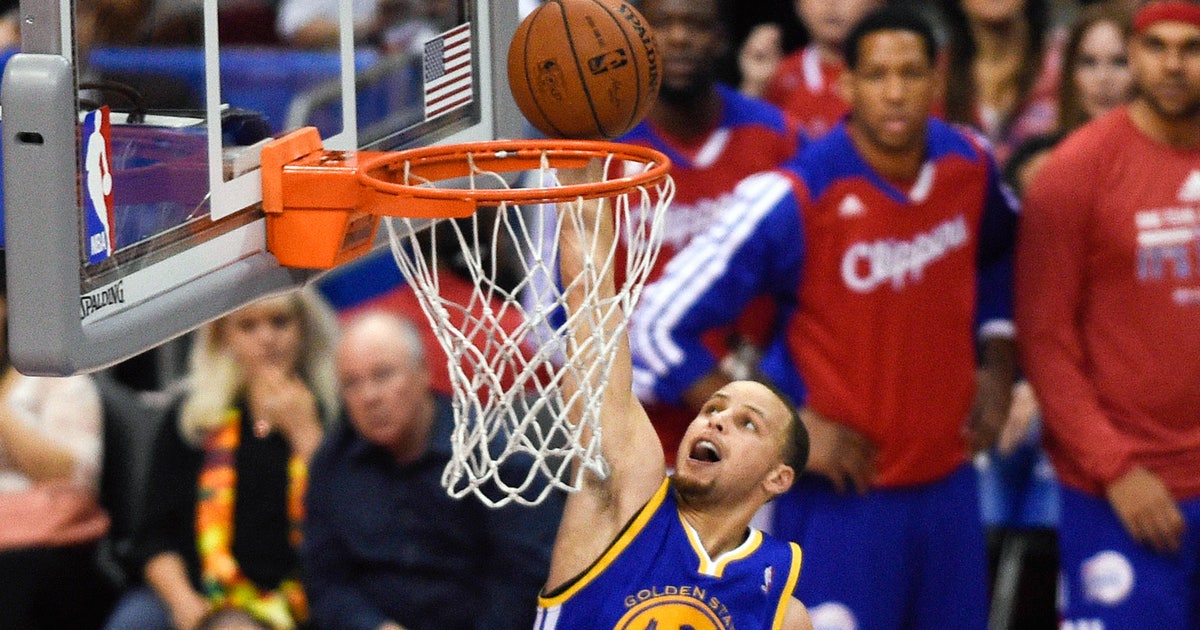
left=546, top=162, right=667, bottom=588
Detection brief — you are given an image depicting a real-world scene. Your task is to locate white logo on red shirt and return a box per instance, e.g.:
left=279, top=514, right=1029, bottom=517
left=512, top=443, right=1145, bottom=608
left=841, top=216, right=969, bottom=293
left=838, top=195, right=865, bottom=218
left=1179, top=170, right=1200, bottom=202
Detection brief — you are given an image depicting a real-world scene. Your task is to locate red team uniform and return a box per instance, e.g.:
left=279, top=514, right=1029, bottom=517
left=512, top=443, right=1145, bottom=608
left=1017, top=107, right=1200, bottom=627
left=632, top=119, right=1016, bottom=629
left=618, top=84, right=799, bottom=466
left=763, top=45, right=850, bottom=140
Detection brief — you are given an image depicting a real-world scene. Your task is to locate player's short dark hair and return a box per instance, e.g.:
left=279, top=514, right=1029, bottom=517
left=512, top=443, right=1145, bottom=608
left=761, top=381, right=808, bottom=473
left=844, top=6, right=939, bottom=71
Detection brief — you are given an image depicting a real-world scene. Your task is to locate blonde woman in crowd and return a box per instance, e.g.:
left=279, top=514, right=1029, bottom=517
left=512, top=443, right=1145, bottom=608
left=104, top=289, right=339, bottom=630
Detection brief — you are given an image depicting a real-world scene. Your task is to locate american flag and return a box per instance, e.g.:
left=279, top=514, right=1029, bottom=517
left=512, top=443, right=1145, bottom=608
left=423, top=23, right=473, bottom=120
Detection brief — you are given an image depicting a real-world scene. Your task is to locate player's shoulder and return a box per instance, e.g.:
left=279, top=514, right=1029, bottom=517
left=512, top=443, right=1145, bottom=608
left=757, top=528, right=800, bottom=559
left=1048, top=107, right=1130, bottom=166
left=1026, top=112, right=1129, bottom=205
left=728, top=168, right=807, bottom=214
left=930, top=118, right=995, bottom=166
left=790, top=124, right=865, bottom=198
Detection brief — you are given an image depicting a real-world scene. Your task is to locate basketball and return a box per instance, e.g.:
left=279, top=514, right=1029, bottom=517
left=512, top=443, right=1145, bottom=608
left=507, top=0, right=660, bottom=140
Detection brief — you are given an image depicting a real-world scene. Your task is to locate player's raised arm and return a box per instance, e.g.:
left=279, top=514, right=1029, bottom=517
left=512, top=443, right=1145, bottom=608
left=545, top=162, right=669, bottom=590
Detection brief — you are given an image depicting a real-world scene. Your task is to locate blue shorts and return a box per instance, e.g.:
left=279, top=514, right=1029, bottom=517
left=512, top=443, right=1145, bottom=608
left=1058, top=485, right=1200, bottom=628
left=773, top=464, right=987, bottom=630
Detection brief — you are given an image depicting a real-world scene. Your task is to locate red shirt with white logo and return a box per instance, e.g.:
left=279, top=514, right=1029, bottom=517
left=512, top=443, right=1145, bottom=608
left=1017, top=107, right=1200, bottom=500
left=632, top=120, right=1017, bottom=486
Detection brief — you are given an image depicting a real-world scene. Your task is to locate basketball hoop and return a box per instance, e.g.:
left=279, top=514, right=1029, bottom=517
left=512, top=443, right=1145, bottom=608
left=261, top=129, right=674, bottom=506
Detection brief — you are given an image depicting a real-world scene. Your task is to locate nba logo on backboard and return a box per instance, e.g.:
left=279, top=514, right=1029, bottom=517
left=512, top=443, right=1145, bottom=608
left=81, top=107, right=115, bottom=264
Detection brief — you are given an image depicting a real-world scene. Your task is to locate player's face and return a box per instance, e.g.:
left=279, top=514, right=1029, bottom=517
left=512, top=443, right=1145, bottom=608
left=1130, top=21, right=1200, bottom=121
left=844, top=30, right=936, bottom=155
left=337, top=333, right=431, bottom=451
left=220, top=297, right=303, bottom=376
left=796, top=0, right=881, bottom=49
left=673, top=382, right=794, bottom=501
left=1073, top=20, right=1133, bottom=120
left=641, top=0, right=725, bottom=101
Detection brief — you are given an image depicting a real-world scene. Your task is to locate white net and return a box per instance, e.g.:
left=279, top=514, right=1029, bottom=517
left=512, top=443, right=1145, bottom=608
left=380, top=145, right=674, bottom=507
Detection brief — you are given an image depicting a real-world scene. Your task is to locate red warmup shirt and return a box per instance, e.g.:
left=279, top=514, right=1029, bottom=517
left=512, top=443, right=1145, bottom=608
left=763, top=45, right=849, bottom=141
left=1016, top=107, right=1200, bottom=500
left=634, top=120, right=1017, bottom=487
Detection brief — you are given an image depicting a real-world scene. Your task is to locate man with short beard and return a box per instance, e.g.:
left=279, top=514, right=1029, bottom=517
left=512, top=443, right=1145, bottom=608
left=1017, top=2, right=1200, bottom=625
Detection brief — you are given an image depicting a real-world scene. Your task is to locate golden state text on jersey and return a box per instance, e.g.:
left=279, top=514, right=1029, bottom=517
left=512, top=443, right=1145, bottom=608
left=535, top=480, right=802, bottom=630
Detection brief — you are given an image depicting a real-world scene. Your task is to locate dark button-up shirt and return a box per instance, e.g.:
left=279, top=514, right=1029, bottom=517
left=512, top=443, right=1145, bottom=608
left=303, top=394, right=562, bottom=630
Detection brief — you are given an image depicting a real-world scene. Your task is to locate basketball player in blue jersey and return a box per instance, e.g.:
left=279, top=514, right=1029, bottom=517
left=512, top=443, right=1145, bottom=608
left=630, top=6, right=1018, bottom=629
left=534, top=168, right=813, bottom=630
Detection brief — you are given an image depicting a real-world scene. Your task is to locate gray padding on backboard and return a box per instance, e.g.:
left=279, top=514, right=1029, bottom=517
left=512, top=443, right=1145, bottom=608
left=488, top=1, right=522, bottom=141
left=2, top=54, right=310, bottom=376
left=3, top=54, right=80, bottom=374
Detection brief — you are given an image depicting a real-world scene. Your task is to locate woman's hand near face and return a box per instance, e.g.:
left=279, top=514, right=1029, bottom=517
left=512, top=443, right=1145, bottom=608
left=248, top=366, right=323, bottom=460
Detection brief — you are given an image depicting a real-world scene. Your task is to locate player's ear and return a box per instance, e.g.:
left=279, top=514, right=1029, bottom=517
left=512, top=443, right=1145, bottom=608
left=763, top=462, right=795, bottom=497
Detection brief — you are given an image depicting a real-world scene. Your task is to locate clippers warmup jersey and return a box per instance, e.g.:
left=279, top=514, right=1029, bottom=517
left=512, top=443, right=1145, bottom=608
left=631, top=118, right=1017, bottom=488
left=535, top=480, right=802, bottom=630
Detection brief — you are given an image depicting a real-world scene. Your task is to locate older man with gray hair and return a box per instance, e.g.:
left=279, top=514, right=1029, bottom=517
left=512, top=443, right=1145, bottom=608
left=302, top=311, right=561, bottom=630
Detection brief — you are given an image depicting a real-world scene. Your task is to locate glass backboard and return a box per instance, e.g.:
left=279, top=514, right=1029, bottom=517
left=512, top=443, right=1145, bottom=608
left=2, top=0, right=521, bottom=375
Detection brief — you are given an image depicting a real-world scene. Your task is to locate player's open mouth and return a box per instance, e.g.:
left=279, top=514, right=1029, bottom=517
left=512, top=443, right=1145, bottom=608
left=689, top=440, right=722, bottom=463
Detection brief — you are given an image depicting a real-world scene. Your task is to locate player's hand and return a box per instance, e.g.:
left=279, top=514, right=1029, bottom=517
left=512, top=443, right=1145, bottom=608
left=801, top=406, right=877, bottom=494
left=997, top=380, right=1039, bottom=454
left=1106, top=466, right=1185, bottom=554
left=966, top=366, right=1012, bottom=453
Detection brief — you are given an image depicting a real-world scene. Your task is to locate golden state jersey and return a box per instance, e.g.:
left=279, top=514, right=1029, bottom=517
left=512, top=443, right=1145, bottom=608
left=536, top=480, right=802, bottom=630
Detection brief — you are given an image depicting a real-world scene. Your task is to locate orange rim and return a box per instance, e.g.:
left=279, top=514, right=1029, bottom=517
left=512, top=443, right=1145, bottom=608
left=356, top=139, right=672, bottom=205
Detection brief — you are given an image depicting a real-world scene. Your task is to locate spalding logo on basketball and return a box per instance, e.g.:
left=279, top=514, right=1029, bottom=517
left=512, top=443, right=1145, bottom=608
left=507, top=0, right=660, bottom=140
